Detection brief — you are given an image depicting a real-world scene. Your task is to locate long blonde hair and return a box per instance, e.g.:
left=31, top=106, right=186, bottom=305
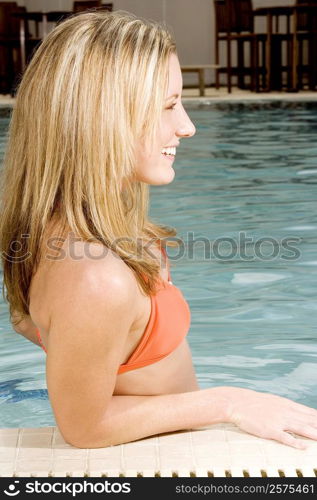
left=0, top=10, right=180, bottom=326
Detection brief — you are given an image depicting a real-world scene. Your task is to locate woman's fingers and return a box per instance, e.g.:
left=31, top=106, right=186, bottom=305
left=228, top=389, right=317, bottom=449
left=271, top=430, right=307, bottom=450
left=285, top=423, right=317, bottom=442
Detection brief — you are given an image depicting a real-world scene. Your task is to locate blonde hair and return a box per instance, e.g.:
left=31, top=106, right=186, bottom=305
left=0, top=10, right=180, bottom=326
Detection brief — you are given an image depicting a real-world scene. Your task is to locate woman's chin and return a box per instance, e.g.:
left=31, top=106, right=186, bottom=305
left=152, top=168, right=175, bottom=185
left=136, top=167, right=175, bottom=185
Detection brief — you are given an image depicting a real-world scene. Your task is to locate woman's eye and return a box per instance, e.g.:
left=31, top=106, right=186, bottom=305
left=168, top=103, right=177, bottom=111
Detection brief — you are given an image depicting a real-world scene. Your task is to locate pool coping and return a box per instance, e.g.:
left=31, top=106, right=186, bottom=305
left=0, top=424, right=316, bottom=477
left=182, top=92, right=317, bottom=103
left=1, top=90, right=317, bottom=109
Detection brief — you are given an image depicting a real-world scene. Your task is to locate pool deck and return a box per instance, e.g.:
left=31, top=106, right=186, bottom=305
left=1, top=424, right=316, bottom=478
left=1, top=87, right=317, bottom=478
left=1, top=87, right=317, bottom=106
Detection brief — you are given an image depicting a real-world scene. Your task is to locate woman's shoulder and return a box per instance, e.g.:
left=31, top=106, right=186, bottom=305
left=30, top=229, right=140, bottom=333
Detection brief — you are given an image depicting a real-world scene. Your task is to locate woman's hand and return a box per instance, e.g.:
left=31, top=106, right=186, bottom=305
left=226, top=387, right=317, bottom=449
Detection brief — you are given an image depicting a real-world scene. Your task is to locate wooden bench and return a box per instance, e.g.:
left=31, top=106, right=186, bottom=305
left=181, top=64, right=220, bottom=96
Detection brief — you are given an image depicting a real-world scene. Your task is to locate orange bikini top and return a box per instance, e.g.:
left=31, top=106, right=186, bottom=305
left=35, top=246, right=191, bottom=374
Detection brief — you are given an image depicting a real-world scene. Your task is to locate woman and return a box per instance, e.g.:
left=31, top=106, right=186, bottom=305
left=1, top=10, right=316, bottom=450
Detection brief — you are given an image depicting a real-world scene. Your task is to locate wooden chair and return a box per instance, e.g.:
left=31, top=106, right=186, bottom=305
left=100, top=4, right=113, bottom=11
left=73, top=1, right=102, bottom=12
left=214, top=0, right=267, bottom=93
left=0, top=2, right=33, bottom=94
left=296, top=0, right=317, bottom=90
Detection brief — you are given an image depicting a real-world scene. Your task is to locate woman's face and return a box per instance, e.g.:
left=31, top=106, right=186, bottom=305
left=134, top=53, right=196, bottom=185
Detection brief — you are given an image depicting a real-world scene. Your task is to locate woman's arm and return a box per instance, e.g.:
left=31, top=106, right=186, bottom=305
left=10, top=311, right=41, bottom=347
left=71, top=386, right=317, bottom=449
left=71, top=387, right=231, bottom=448
left=45, top=251, right=317, bottom=450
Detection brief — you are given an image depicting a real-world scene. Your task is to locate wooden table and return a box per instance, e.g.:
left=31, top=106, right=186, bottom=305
left=254, top=4, right=317, bottom=92
left=181, top=65, right=220, bottom=96
left=12, top=11, right=72, bottom=70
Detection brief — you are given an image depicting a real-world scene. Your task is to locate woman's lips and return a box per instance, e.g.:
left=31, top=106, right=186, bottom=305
left=161, top=153, right=175, bottom=162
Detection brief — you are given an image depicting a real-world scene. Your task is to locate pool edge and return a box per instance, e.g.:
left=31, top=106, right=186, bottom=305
left=0, top=424, right=316, bottom=477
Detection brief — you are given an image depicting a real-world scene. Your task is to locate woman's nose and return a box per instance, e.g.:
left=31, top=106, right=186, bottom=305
left=176, top=111, right=196, bottom=138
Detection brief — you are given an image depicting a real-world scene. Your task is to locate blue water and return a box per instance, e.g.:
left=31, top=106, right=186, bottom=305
left=0, top=100, right=316, bottom=428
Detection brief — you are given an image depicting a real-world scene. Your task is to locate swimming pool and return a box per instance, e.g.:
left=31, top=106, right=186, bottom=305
left=0, top=100, right=316, bottom=428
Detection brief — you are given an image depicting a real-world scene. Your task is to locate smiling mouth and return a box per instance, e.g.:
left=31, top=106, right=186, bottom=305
left=161, top=152, right=175, bottom=162
left=161, top=146, right=176, bottom=157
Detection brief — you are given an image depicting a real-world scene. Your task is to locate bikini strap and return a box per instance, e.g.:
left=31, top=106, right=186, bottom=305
left=36, top=327, right=47, bottom=353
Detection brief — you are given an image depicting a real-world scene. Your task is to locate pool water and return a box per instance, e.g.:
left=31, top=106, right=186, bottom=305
left=0, top=101, right=316, bottom=428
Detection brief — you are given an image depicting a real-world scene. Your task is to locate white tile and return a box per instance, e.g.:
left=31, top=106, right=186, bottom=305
left=2, top=425, right=316, bottom=478
left=193, top=443, right=230, bottom=457
left=305, top=445, right=317, bottom=456
left=0, top=429, right=19, bottom=436
left=0, top=435, right=19, bottom=447
left=0, top=449, right=16, bottom=461
left=123, top=456, right=158, bottom=469
left=159, top=433, right=191, bottom=445
left=88, top=447, right=122, bottom=459
left=122, top=445, right=157, bottom=458
left=195, top=456, right=232, bottom=468
left=157, top=456, right=195, bottom=469
left=15, top=460, right=53, bottom=474
left=265, top=456, right=302, bottom=467
left=192, top=429, right=227, bottom=443
left=18, top=448, right=53, bottom=459
left=52, top=459, right=87, bottom=473
left=52, top=448, right=87, bottom=459
left=88, top=458, right=122, bottom=470
left=300, top=456, right=317, bottom=467
left=19, top=434, right=53, bottom=447
left=159, top=447, right=192, bottom=458
left=22, top=427, right=54, bottom=434
left=0, top=462, right=15, bottom=476
left=228, top=454, right=267, bottom=468
left=228, top=442, right=265, bottom=454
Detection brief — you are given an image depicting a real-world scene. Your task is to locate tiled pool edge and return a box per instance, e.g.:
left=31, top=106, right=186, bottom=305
left=0, top=424, right=316, bottom=477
